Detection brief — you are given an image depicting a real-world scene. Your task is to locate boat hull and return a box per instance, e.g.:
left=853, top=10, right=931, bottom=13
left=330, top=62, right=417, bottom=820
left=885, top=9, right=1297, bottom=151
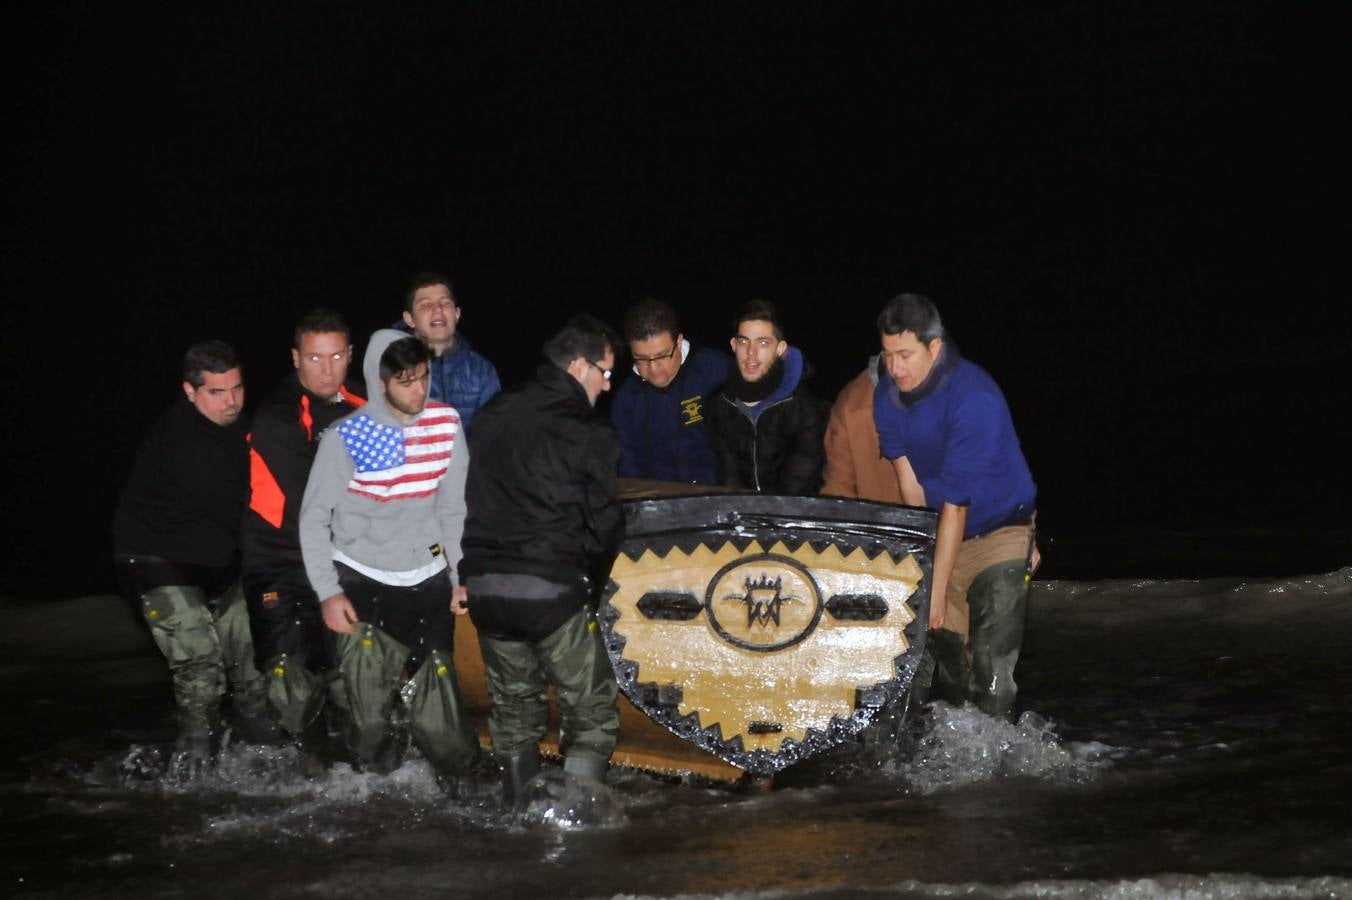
left=452, top=486, right=936, bottom=781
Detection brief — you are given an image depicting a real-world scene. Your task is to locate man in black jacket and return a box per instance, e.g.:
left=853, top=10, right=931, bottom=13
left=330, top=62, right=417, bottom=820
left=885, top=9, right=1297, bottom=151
left=706, top=300, right=829, bottom=494
left=113, top=341, right=271, bottom=771
left=460, top=315, right=624, bottom=804
left=241, top=308, right=365, bottom=743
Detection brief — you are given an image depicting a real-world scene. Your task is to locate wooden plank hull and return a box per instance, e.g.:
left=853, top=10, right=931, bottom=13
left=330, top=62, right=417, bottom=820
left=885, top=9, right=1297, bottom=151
left=452, top=484, right=937, bottom=781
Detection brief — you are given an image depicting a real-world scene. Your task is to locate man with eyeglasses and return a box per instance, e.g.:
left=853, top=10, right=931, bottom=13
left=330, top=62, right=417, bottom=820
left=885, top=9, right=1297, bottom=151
left=611, top=298, right=727, bottom=485
left=706, top=299, right=829, bottom=494
left=873, top=293, right=1037, bottom=718
left=460, top=315, right=625, bottom=807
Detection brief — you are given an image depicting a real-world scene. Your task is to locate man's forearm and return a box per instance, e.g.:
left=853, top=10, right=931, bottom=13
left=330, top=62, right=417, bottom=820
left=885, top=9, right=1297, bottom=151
left=929, top=502, right=967, bottom=630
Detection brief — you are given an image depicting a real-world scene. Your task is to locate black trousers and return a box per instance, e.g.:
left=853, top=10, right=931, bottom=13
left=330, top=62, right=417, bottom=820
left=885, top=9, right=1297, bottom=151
left=242, top=566, right=337, bottom=673
left=335, top=563, right=455, bottom=672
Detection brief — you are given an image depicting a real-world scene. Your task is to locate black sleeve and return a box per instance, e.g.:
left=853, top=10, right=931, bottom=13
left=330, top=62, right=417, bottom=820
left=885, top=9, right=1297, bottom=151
left=705, top=394, right=745, bottom=489
left=778, top=391, right=830, bottom=495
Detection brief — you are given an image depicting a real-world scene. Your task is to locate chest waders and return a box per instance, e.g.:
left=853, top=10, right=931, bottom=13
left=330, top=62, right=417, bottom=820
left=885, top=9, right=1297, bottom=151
left=332, top=565, right=480, bottom=782
left=125, top=570, right=274, bottom=766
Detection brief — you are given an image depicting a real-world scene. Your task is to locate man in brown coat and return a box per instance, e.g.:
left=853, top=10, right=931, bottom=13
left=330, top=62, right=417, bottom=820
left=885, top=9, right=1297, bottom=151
left=821, top=355, right=902, bottom=503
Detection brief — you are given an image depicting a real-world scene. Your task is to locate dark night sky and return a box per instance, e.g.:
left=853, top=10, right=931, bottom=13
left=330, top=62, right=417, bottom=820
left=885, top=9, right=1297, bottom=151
left=2, top=3, right=1347, bottom=594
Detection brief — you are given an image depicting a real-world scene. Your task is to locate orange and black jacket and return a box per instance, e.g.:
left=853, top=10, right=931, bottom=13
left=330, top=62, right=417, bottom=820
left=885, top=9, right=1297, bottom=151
left=241, top=373, right=364, bottom=573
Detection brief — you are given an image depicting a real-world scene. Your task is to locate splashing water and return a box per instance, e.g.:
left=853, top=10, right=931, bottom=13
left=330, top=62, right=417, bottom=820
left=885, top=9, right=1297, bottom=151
left=886, top=702, right=1111, bottom=794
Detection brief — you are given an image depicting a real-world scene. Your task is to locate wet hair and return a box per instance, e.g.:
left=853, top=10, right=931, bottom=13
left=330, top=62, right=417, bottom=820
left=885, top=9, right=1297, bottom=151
left=733, top=299, right=785, bottom=341
left=183, top=340, right=241, bottom=388
left=292, top=307, right=351, bottom=349
left=877, top=293, right=945, bottom=343
left=379, top=337, right=433, bottom=382
left=543, top=314, right=621, bottom=370
left=404, top=271, right=455, bottom=313
left=623, top=297, right=680, bottom=344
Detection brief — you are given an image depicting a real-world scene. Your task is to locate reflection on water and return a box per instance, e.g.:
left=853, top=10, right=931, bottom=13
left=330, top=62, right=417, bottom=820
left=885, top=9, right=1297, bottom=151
left=4, top=569, right=1352, bottom=898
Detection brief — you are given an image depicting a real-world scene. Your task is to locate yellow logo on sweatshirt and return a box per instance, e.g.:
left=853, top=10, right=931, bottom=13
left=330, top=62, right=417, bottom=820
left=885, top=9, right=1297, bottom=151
left=680, top=395, right=705, bottom=426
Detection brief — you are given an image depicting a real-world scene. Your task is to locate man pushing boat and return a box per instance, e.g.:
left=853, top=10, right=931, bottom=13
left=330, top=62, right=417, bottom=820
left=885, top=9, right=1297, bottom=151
left=459, top=315, right=625, bottom=806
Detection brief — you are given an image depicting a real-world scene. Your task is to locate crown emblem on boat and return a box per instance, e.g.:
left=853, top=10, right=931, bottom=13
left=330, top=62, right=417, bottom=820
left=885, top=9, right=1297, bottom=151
left=708, top=556, right=821, bottom=651
left=728, top=574, right=793, bottom=628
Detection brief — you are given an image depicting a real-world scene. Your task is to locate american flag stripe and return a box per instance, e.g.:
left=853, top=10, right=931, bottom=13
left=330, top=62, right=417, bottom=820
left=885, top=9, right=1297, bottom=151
left=340, top=403, right=460, bottom=503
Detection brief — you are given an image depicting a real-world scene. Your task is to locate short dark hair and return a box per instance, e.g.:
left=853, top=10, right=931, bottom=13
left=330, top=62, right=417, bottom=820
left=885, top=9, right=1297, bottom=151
left=379, top=337, right=433, bottom=382
left=543, top=314, right=621, bottom=370
left=623, top=297, right=680, bottom=344
left=733, top=299, right=784, bottom=342
left=877, top=293, right=945, bottom=343
left=292, top=307, right=351, bottom=349
left=183, top=340, right=241, bottom=388
left=404, top=271, right=455, bottom=313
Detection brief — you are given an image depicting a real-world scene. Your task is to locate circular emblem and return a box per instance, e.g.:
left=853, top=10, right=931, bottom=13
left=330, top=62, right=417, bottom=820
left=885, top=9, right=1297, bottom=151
left=704, top=552, right=823, bottom=652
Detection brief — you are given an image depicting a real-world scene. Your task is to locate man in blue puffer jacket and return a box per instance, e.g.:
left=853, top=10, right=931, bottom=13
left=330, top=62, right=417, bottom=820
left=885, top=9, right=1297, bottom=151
left=401, top=272, right=502, bottom=433
left=611, top=298, right=727, bottom=485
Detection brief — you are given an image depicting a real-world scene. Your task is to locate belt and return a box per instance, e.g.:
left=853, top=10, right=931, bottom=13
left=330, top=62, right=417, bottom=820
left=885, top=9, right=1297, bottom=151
left=971, top=515, right=1035, bottom=541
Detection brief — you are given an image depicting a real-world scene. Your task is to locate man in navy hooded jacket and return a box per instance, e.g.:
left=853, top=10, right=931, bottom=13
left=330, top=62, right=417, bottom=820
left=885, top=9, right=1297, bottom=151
left=611, top=298, right=727, bottom=485
left=706, top=300, right=828, bottom=494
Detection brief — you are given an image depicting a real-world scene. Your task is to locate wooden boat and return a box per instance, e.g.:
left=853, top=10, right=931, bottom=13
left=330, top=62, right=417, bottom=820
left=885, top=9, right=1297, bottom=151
left=453, top=481, right=937, bottom=782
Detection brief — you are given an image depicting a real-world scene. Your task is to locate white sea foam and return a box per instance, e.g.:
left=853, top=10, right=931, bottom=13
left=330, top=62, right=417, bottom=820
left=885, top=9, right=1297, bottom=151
left=886, top=702, right=1108, bottom=794
left=612, top=873, right=1352, bottom=899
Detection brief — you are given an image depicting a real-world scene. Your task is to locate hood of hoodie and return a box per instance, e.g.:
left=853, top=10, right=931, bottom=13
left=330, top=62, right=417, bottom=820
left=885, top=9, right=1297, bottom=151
left=762, top=344, right=805, bottom=405
left=359, top=328, right=421, bottom=427
left=725, top=344, right=807, bottom=423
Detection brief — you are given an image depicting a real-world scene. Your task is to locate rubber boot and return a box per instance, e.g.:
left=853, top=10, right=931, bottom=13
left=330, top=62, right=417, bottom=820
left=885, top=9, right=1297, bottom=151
left=169, top=709, right=215, bottom=780
left=499, top=749, right=542, bottom=808
left=913, top=628, right=970, bottom=707
left=562, top=755, right=608, bottom=783
left=968, top=561, right=1030, bottom=719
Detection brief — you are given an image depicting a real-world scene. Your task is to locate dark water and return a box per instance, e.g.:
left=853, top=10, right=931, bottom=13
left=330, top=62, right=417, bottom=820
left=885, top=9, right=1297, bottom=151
left=4, top=570, right=1352, bottom=899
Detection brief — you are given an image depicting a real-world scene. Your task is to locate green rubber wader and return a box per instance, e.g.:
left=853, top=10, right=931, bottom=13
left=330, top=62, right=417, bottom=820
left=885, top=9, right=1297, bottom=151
left=477, top=607, right=619, bottom=763
left=335, top=622, right=409, bottom=773
left=404, top=648, right=480, bottom=777
left=263, top=652, right=326, bottom=737
left=141, top=584, right=225, bottom=751
left=214, top=581, right=279, bottom=743
left=967, top=561, right=1030, bottom=717
left=912, top=627, right=972, bottom=708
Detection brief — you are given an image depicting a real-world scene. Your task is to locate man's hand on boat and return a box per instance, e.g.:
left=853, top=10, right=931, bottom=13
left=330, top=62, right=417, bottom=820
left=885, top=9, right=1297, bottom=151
left=930, top=596, right=946, bottom=631
left=450, top=584, right=468, bottom=616
left=321, top=593, right=360, bottom=634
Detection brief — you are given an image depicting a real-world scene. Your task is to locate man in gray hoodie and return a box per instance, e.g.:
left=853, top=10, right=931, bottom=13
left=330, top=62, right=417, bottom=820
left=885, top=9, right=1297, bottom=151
left=299, top=330, right=478, bottom=785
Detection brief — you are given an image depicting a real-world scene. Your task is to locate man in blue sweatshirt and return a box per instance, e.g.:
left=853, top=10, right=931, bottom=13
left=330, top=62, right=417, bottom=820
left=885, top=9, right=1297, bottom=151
left=873, top=293, right=1037, bottom=717
left=402, top=271, right=501, bottom=432
left=611, top=298, right=727, bottom=485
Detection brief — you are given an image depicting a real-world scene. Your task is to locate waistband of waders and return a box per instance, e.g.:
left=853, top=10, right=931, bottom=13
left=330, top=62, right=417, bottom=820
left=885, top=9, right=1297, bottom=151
left=466, top=573, right=573, bottom=600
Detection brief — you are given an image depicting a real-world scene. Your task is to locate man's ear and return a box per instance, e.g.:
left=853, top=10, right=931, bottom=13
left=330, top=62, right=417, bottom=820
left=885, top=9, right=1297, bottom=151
left=182, top=381, right=196, bottom=402
left=402, top=309, right=416, bottom=329
left=291, top=348, right=301, bottom=370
